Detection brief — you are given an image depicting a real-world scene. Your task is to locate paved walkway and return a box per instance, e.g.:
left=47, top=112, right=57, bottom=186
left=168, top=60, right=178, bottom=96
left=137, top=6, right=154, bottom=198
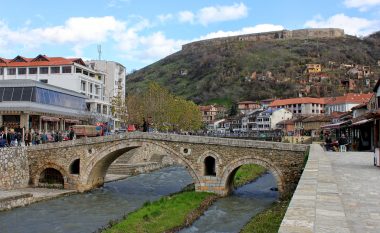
left=279, top=144, right=380, bottom=233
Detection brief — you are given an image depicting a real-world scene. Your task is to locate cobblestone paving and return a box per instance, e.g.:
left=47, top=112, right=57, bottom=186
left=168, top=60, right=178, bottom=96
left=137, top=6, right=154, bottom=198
left=279, top=145, right=380, bottom=233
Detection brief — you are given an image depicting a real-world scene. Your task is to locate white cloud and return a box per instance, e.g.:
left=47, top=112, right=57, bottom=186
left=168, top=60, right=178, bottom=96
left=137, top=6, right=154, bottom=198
left=178, top=11, right=195, bottom=24
left=199, top=24, right=285, bottom=40
left=178, top=2, right=248, bottom=26
left=197, top=2, right=248, bottom=26
left=305, top=13, right=380, bottom=36
left=157, top=14, right=173, bottom=23
left=344, top=0, right=380, bottom=11
left=0, top=16, right=126, bottom=55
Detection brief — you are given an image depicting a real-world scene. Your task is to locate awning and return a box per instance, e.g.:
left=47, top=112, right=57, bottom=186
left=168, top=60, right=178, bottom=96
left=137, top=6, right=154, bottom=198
left=352, top=118, right=373, bottom=126
left=65, top=119, right=80, bottom=124
left=321, top=120, right=350, bottom=129
left=41, top=116, right=60, bottom=122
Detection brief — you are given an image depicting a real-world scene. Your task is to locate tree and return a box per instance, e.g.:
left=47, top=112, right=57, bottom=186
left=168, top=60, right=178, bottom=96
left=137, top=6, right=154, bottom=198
left=125, top=82, right=202, bottom=132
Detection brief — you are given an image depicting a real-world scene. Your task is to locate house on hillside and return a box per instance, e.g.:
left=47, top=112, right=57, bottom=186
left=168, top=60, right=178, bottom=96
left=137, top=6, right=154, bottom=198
left=238, top=101, right=261, bottom=114
left=199, top=105, right=226, bottom=124
left=302, top=115, right=332, bottom=137
left=306, top=64, right=321, bottom=74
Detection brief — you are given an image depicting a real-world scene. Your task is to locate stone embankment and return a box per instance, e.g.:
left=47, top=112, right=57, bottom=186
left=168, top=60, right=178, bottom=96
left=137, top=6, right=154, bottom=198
left=0, top=147, right=29, bottom=190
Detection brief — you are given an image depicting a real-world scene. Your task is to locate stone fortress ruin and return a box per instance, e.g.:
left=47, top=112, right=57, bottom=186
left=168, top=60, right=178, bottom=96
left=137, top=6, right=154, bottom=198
left=182, top=28, right=345, bottom=51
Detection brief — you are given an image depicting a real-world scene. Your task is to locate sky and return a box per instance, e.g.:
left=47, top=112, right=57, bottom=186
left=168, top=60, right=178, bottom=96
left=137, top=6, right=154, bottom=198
left=1, top=0, right=380, bottom=71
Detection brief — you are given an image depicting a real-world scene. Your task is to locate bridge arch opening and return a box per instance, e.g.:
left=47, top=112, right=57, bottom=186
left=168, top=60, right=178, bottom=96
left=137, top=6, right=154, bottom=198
left=38, top=168, right=64, bottom=188
left=69, top=159, right=80, bottom=174
left=204, top=156, right=216, bottom=176
left=220, top=157, right=284, bottom=196
left=81, top=141, right=200, bottom=192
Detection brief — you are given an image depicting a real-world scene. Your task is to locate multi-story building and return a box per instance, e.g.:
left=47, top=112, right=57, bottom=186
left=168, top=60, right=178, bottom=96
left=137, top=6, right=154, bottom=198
left=324, top=93, right=373, bottom=114
left=269, top=97, right=325, bottom=115
left=0, top=79, right=88, bottom=132
left=86, top=60, right=127, bottom=130
left=199, top=105, right=226, bottom=124
left=252, top=108, right=292, bottom=131
left=0, top=55, right=113, bottom=128
left=237, top=101, right=261, bottom=114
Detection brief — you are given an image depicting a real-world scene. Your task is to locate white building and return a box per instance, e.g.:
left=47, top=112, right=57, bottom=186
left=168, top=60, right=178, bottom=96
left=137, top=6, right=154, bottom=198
left=324, top=93, right=373, bottom=115
left=86, top=60, right=126, bottom=130
left=269, top=97, right=325, bottom=115
left=0, top=55, right=113, bottom=127
left=252, top=108, right=292, bottom=131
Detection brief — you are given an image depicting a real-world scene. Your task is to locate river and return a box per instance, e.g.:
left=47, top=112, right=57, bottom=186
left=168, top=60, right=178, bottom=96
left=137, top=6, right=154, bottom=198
left=0, top=166, right=278, bottom=233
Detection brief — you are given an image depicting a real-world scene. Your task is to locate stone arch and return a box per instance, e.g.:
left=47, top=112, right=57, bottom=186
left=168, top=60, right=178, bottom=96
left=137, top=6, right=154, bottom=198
left=197, top=150, right=222, bottom=176
left=79, top=139, right=200, bottom=192
left=219, top=156, right=285, bottom=196
left=33, top=163, right=70, bottom=188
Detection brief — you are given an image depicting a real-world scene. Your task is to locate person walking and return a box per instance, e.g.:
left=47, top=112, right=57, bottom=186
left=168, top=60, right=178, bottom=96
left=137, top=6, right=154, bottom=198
left=24, top=130, right=31, bottom=146
left=16, top=132, right=22, bottom=146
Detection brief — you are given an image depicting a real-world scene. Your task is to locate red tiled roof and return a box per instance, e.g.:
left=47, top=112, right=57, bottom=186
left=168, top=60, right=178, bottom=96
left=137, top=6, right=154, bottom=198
left=269, top=97, right=326, bottom=107
left=199, top=105, right=215, bottom=111
left=325, top=93, right=373, bottom=105
left=0, top=55, right=85, bottom=67
left=238, top=101, right=258, bottom=104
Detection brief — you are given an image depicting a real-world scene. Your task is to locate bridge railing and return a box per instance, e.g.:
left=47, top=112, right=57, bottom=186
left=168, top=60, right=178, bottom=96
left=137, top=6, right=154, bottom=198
left=25, top=132, right=308, bottom=152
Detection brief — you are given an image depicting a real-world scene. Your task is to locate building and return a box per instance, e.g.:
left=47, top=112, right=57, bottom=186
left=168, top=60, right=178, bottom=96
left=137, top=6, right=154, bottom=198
left=324, top=93, right=373, bottom=115
left=260, top=99, right=275, bottom=109
left=252, top=108, right=292, bottom=131
left=0, top=55, right=113, bottom=127
left=199, top=105, right=226, bottom=124
left=302, top=115, right=332, bottom=137
left=86, top=60, right=127, bottom=130
left=306, top=64, right=321, bottom=74
left=237, top=101, right=261, bottom=114
left=269, top=97, right=326, bottom=115
left=0, top=79, right=88, bottom=132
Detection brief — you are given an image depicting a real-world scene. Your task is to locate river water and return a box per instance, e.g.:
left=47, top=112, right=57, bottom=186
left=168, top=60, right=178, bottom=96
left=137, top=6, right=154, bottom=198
left=0, top=166, right=278, bottom=233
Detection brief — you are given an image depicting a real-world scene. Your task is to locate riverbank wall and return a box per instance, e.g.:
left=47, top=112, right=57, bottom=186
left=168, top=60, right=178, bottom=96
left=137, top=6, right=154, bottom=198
left=0, top=147, right=29, bottom=190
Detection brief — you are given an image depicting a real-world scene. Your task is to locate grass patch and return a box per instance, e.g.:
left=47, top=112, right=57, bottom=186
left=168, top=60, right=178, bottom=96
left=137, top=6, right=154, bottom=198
left=233, top=164, right=267, bottom=188
left=240, top=200, right=290, bottom=233
left=102, top=191, right=215, bottom=233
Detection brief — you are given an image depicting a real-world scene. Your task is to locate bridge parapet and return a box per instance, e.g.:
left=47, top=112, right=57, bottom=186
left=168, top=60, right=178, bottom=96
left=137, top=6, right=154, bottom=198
left=26, top=132, right=308, bottom=152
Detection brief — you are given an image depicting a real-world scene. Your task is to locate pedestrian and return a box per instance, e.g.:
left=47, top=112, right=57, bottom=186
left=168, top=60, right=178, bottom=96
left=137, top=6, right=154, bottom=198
left=69, top=127, right=75, bottom=140
left=338, top=134, right=348, bottom=152
left=16, top=132, right=22, bottom=146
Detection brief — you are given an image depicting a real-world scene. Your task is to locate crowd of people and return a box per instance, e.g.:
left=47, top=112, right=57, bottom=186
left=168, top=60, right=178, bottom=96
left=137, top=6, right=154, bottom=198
left=0, top=128, right=75, bottom=147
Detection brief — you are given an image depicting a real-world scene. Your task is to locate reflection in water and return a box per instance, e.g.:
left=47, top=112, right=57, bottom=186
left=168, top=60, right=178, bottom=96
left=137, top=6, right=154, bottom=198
left=180, top=173, right=278, bottom=233
left=0, top=166, right=193, bottom=233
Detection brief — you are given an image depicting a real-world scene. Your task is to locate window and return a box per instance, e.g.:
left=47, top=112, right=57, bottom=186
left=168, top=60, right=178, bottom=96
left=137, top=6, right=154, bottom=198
left=83, top=70, right=88, bottom=76
left=95, top=85, right=99, bottom=95
left=81, top=81, right=86, bottom=91
left=62, top=66, right=72, bottom=73
left=97, top=104, right=101, bottom=113
left=51, top=67, right=60, bottom=74
left=18, top=68, right=26, bottom=75
left=204, top=156, right=216, bottom=176
left=40, top=80, right=48, bottom=83
left=103, top=106, right=107, bottom=115
left=7, top=68, right=16, bottom=75
left=90, top=84, right=93, bottom=93
left=40, top=67, right=48, bottom=74
left=312, top=110, right=315, bottom=113
left=0, top=68, right=3, bottom=75
left=76, top=68, right=82, bottom=73
left=298, top=110, right=301, bottom=113
left=89, top=73, right=95, bottom=77
left=29, top=67, right=37, bottom=74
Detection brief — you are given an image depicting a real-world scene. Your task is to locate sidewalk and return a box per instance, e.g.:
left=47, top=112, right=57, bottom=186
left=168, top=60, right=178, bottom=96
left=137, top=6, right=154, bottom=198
left=279, top=145, right=380, bottom=233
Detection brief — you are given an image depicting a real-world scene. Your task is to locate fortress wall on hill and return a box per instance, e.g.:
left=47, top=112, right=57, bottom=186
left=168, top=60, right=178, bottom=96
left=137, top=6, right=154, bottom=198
left=182, top=28, right=344, bottom=51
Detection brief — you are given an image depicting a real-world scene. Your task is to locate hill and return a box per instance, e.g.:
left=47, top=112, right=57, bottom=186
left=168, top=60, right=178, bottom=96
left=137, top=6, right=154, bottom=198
left=126, top=29, right=380, bottom=105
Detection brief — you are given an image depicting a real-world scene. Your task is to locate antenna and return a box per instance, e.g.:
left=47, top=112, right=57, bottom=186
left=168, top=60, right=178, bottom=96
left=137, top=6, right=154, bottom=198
left=97, top=44, right=102, bottom=60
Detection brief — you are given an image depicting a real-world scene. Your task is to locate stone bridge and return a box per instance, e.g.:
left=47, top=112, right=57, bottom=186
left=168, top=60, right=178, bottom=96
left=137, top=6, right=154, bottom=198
left=24, top=133, right=308, bottom=197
